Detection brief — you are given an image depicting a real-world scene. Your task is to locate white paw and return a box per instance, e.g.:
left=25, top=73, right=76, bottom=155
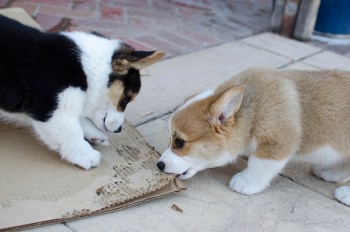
left=86, top=135, right=109, bottom=146
left=229, top=170, right=267, bottom=195
left=312, top=166, right=341, bottom=182
left=335, top=186, right=350, bottom=206
left=65, top=149, right=101, bottom=170
left=81, top=117, right=109, bottom=146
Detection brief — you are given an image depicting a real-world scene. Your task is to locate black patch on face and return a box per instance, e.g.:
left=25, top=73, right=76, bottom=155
left=108, top=68, right=141, bottom=111
left=0, top=15, right=87, bottom=122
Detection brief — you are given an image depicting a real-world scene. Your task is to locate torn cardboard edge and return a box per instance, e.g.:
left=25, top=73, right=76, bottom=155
left=4, top=179, right=186, bottom=232
left=0, top=121, right=187, bottom=231
left=0, top=8, right=187, bottom=231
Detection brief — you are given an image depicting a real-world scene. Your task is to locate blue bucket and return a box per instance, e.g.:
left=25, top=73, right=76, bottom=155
left=315, top=0, right=350, bottom=36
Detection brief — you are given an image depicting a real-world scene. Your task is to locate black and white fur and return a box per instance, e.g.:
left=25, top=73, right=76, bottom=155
left=0, top=15, right=164, bottom=169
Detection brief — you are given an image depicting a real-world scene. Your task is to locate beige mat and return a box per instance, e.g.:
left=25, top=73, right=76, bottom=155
left=0, top=8, right=186, bottom=231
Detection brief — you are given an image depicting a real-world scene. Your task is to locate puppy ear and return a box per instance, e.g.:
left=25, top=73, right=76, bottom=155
left=129, top=50, right=165, bottom=70
left=112, top=43, right=165, bottom=74
left=209, top=86, right=245, bottom=125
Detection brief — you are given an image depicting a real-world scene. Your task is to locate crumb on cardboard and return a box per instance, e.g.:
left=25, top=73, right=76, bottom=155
left=171, top=204, right=183, bottom=213
left=142, top=111, right=153, bottom=117
left=96, top=187, right=103, bottom=195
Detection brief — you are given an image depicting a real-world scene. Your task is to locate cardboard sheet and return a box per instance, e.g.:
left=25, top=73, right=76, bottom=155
left=0, top=8, right=187, bottom=231
left=0, top=122, right=186, bottom=231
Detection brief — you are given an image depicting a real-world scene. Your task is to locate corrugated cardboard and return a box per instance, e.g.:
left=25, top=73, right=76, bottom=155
left=0, top=8, right=187, bottom=231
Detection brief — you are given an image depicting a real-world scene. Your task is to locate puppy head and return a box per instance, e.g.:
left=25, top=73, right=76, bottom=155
left=157, top=86, right=245, bottom=179
left=91, top=42, right=165, bottom=133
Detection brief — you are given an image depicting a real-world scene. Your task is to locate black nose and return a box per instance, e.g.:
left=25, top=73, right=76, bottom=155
left=114, top=126, right=122, bottom=133
left=157, top=161, right=165, bottom=171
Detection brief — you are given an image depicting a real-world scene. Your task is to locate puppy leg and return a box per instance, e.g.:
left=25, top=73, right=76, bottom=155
left=312, top=160, right=350, bottom=183
left=80, top=117, right=109, bottom=146
left=32, top=87, right=100, bottom=170
left=33, top=117, right=100, bottom=170
left=335, top=186, right=350, bottom=206
left=229, top=155, right=290, bottom=195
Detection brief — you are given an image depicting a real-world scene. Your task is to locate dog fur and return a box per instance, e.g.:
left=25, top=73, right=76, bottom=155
left=0, top=15, right=164, bottom=169
left=157, top=67, right=350, bottom=206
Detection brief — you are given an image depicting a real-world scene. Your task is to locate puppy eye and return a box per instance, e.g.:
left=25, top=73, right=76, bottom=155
left=174, top=138, right=185, bottom=149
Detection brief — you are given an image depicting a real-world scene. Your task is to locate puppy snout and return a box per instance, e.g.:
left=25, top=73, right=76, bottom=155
left=114, top=126, right=122, bottom=133
left=157, top=161, right=165, bottom=171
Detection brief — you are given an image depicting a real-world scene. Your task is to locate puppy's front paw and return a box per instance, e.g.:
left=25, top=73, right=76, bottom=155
left=229, top=170, right=267, bottom=195
left=65, top=149, right=101, bottom=170
left=335, top=186, right=350, bottom=206
left=86, top=135, right=109, bottom=146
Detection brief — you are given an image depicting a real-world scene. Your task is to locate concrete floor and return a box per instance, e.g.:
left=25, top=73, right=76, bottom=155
left=23, top=32, right=350, bottom=232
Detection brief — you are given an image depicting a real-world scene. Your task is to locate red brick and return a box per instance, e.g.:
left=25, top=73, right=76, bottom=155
left=70, top=18, right=128, bottom=34
left=127, top=8, right=172, bottom=19
left=100, top=0, right=149, bottom=9
left=38, top=5, right=95, bottom=19
left=128, top=16, right=156, bottom=32
left=0, top=0, right=8, bottom=8
left=151, top=0, right=177, bottom=15
left=34, top=13, right=63, bottom=31
left=156, top=30, right=202, bottom=51
left=175, top=1, right=210, bottom=20
left=100, top=5, right=124, bottom=21
left=14, top=0, right=70, bottom=7
left=71, top=19, right=127, bottom=31
left=135, top=35, right=187, bottom=57
left=10, top=2, right=39, bottom=16
left=175, top=1, right=211, bottom=11
left=172, top=26, right=219, bottom=46
left=71, top=0, right=96, bottom=11
left=116, top=35, right=156, bottom=51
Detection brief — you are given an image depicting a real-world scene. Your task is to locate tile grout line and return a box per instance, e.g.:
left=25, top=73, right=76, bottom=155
left=134, top=110, right=173, bottom=127
left=240, top=39, right=321, bottom=62
left=277, top=49, right=324, bottom=69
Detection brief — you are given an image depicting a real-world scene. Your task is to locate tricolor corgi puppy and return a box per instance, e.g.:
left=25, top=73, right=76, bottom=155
left=157, top=67, right=350, bottom=206
left=0, top=15, right=164, bottom=169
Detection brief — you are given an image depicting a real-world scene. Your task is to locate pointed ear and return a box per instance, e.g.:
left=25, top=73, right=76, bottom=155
left=129, top=50, right=165, bottom=70
left=112, top=43, right=165, bottom=74
left=209, top=86, right=245, bottom=125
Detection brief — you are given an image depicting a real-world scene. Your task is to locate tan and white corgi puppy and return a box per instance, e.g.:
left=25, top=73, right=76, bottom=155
left=157, top=67, right=350, bottom=206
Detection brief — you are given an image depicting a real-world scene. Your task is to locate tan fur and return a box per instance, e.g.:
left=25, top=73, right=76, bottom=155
left=109, top=46, right=165, bottom=111
left=112, top=50, right=165, bottom=74
left=108, top=80, right=124, bottom=110
left=172, top=67, right=350, bottom=162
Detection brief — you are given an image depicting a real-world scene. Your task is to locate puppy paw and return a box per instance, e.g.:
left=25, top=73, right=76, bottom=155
left=312, top=166, right=342, bottom=183
left=86, top=135, right=109, bottom=146
left=229, top=170, right=267, bottom=195
left=335, top=186, right=350, bottom=206
left=81, top=118, right=109, bottom=146
left=65, top=149, right=101, bottom=170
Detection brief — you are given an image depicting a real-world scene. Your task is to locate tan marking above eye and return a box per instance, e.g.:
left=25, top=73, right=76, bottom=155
left=108, top=80, right=124, bottom=110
